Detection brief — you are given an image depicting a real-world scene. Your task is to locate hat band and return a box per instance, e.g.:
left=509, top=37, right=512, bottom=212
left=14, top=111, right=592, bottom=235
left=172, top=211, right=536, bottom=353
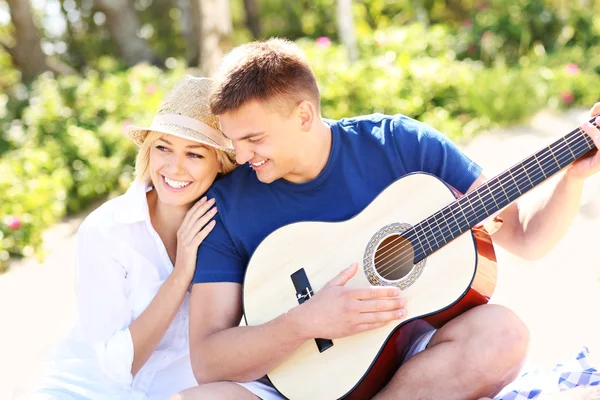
left=151, top=114, right=230, bottom=149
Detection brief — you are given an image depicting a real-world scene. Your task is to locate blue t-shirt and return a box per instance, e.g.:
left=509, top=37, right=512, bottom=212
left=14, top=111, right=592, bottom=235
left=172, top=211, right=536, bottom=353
left=193, top=114, right=482, bottom=284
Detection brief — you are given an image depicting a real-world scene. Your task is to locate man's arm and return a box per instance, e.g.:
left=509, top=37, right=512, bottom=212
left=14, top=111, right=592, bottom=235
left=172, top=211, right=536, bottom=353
left=467, top=105, right=600, bottom=259
left=466, top=171, right=583, bottom=259
left=188, top=263, right=406, bottom=384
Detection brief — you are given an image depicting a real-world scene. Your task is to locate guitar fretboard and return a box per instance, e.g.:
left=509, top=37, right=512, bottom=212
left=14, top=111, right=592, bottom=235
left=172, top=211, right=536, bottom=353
left=409, top=119, right=597, bottom=263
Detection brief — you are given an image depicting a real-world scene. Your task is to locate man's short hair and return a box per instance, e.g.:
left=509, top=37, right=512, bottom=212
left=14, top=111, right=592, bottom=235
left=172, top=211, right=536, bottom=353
left=210, top=38, right=320, bottom=115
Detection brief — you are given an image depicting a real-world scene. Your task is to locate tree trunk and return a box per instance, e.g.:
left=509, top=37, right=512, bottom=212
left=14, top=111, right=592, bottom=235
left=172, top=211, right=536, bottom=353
left=93, top=0, right=159, bottom=66
left=5, top=0, right=49, bottom=82
left=336, top=0, right=358, bottom=62
left=178, top=0, right=199, bottom=65
left=193, top=0, right=232, bottom=78
left=243, top=0, right=261, bottom=39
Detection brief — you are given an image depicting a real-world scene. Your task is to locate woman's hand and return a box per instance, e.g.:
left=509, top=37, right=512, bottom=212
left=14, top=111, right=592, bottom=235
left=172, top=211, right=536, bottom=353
left=174, top=196, right=218, bottom=280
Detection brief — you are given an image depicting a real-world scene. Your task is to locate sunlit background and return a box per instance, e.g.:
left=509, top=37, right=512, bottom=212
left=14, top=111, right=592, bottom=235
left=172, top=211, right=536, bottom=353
left=0, top=0, right=599, bottom=398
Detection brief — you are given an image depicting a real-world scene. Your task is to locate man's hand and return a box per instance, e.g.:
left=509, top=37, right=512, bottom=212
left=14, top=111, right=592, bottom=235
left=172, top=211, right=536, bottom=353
left=567, top=102, right=600, bottom=180
left=289, top=263, right=406, bottom=341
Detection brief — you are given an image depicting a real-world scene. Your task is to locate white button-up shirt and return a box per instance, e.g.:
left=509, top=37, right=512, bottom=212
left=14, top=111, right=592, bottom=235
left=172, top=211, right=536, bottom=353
left=34, top=182, right=197, bottom=399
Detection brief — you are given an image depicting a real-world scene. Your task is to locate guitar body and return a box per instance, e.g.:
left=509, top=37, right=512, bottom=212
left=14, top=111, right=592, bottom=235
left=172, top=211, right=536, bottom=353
left=243, top=173, right=498, bottom=400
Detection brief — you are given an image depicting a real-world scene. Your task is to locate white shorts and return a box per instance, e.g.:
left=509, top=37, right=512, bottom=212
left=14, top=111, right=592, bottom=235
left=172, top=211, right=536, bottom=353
left=236, top=328, right=436, bottom=399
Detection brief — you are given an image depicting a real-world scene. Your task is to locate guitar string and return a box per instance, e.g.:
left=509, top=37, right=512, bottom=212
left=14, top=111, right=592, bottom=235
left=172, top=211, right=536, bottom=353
left=370, top=122, right=597, bottom=279
left=372, top=124, right=594, bottom=269
left=373, top=129, right=593, bottom=278
left=372, top=124, right=596, bottom=278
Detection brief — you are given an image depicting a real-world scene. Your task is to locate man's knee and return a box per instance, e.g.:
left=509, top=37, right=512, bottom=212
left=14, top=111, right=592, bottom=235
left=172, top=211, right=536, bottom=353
left=433, top=304, right=529, bottom=390
left=478, top=304, right=530, bottom=360
left=465, top=305, right=530, bottom=388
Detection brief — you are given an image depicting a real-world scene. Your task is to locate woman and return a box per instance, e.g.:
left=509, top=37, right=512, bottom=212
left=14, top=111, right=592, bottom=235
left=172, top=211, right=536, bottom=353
left=26, top=76, right=268, bottom=399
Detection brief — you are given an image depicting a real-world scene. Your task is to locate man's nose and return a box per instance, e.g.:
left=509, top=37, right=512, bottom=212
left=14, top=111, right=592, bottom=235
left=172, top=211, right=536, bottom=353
left=234, top=143, right=253, bottom=165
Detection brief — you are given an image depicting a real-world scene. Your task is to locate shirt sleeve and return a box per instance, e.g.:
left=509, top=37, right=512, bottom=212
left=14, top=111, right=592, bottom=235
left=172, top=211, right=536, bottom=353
left=75, top=219, right=134, bottom=388
left=193, top=189, right=246, bottom=284
left=391, top=114, right=482, bottom=194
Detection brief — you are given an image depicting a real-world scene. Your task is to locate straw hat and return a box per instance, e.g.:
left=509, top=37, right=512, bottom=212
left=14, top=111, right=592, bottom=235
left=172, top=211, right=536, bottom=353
left=126, top=75, right=234, bottom=153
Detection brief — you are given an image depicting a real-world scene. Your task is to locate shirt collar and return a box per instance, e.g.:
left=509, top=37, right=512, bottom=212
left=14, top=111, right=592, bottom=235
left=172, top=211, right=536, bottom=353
left=114, top=181, right=152, bottom=224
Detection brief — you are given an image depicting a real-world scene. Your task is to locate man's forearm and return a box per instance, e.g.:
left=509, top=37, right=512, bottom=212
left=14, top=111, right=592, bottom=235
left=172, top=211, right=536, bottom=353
left=509, top=170, right=584, bottom=259
left=191, top=307, right=307, bottom=384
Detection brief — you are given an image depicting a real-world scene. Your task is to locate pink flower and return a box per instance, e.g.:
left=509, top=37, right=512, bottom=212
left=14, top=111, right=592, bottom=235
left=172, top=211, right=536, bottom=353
left=145, top=83, right=157, bottom=94
left=565, top=63, right=580, bottom=75
left=6, top=216, right=21, bottom=230
left=476, top=1, right=488, bottom=10
left=122, top=119, right=133, bottom=133
left=467, top=43, right=478, bottom=55
left=463, top=19, right=473, bottom=28
left=316, top=36, right=331, bottom=48
left=561, top=91, right=575, bottom=104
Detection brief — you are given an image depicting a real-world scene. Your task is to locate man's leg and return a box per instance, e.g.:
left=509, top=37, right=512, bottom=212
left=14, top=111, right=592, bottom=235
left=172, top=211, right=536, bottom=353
left=374, top=304, right=530, bottom=400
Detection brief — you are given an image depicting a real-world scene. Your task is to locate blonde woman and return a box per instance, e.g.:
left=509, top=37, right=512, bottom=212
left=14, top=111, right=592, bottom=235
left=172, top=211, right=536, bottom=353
left=27, top=76, right=267, bottom=399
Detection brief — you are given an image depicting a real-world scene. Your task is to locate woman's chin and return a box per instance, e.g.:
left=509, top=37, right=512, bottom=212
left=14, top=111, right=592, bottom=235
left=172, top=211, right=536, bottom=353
left=155, top=188, right=196, bottom=208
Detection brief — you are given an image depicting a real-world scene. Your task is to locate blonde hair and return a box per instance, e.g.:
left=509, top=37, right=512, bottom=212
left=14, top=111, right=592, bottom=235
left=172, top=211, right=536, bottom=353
left=134, top=131, right=237, bottom=184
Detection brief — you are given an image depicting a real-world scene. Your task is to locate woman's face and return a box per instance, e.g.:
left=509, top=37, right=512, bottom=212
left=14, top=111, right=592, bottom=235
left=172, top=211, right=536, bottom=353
left=149, top=134, right=222, bottom=208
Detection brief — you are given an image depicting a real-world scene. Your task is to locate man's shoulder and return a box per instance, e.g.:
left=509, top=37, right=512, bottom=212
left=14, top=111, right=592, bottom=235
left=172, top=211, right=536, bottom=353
left=208, top=166, right=262, bottom=204
left=329, top=113, right=422, bottom=137
left=329, top=113, right=388, bottom=129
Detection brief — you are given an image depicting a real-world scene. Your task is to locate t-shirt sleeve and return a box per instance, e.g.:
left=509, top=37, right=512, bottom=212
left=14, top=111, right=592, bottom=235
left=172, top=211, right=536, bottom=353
left=391, top=114, right=482, bottom=194
left=193, top=190, right=246, bottom=284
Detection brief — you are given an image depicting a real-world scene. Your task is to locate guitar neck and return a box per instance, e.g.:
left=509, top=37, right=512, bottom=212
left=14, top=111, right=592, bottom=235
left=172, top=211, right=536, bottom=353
left=412, top=117, right=598, bottom=263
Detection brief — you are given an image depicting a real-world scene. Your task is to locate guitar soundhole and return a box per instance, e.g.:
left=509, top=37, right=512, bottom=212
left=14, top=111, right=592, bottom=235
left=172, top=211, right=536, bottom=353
left=373, top=234, right=414, bottom=281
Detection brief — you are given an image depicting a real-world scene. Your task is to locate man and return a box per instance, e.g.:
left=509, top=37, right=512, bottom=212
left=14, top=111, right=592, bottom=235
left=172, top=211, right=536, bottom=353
left=177, top=38, right=600, bottom=400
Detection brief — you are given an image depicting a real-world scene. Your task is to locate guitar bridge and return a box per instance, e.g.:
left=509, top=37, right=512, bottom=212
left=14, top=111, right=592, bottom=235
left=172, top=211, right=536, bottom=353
left=290, top=268, right=334, bottom=353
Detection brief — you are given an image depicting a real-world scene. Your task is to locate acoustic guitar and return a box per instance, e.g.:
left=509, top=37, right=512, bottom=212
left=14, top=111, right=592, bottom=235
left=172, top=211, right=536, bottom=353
left=242, top=117, right=598, bottom=400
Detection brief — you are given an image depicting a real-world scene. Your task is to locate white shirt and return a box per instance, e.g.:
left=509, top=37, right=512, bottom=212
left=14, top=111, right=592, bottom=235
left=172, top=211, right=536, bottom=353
left=33, top=182, right=197, bottom=400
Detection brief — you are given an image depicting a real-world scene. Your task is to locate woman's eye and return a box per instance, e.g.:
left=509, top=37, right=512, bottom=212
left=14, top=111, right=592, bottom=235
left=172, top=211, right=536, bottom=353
left=155, top=145, right=169, bottom=152
left=188, top=153, right=204, bottom=159
left=249, top=137, right=264, bottom=144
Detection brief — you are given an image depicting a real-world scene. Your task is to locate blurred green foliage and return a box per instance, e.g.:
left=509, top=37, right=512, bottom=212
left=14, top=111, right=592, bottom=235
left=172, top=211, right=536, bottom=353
left=1, top=0, right=599, bottom=270
left=0, top=62, right=187, bottom=268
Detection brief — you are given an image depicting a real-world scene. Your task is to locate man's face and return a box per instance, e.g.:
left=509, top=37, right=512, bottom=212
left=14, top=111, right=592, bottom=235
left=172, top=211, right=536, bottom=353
left=219, top=100, right=306, bottom=184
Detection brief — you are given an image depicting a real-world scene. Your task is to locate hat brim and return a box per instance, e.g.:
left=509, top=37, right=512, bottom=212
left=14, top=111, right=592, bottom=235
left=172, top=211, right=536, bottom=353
left=125, top=123, right=235, bottom=154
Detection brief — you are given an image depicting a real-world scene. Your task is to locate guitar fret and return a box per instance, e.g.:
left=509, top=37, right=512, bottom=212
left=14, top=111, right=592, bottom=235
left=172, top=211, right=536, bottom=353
left=475, top=189, right=489, bottom=215
left=448, top=203, right=462, bottom=232
left=521, top=162, right=534, bottom=187
left=426, top=218, right=440, bottom=247
left=465, top=193, right=482, bottom=222
left=547, top=145, right=562, bottom=169
left=533, top=154, right=547, bottom=178
left=496, top=176, right=510, bottom=204
left=413, top=227, right=426, bottom=257
left=540, top=147, right=562, bottom=176
left=420, top=223, right=433, bottom=253
left=555, top=141, right=576, bottom=167
left=456, top=199, right=470, bottom=228
left=485, top=183, right=500, bottom=210
left=507, top=169, right=522, bottom=195
left=437, top=211, right=454, bottom=239
left=562, top=136, right=576, bottom=159
left=582, top=129, right=593, bottom=149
